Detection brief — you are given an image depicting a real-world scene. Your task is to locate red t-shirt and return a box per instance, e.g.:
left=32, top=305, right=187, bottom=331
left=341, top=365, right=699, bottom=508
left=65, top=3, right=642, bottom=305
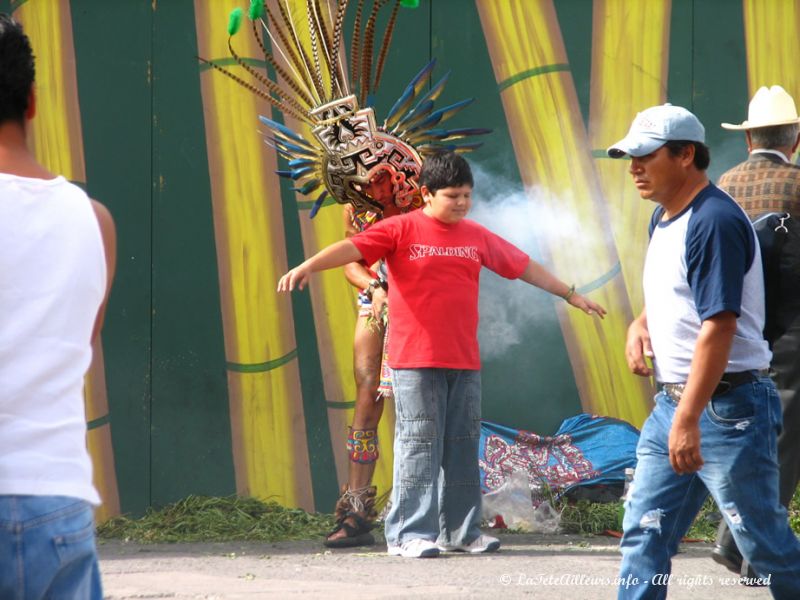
left=350, top=209, right=529, bottom=369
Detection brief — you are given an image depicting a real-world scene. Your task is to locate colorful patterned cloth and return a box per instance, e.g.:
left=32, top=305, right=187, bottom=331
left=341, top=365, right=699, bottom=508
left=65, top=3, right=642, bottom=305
left=346, top=429, right=379, bottom=464
left=377, top=324, right=393, bottom=399
left=479, top=414, right=639, bottom=504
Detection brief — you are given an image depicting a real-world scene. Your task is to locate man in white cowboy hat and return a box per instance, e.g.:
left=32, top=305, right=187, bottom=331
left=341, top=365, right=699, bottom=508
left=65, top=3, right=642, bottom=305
left=608, top=103, right=800, bottom=599
left=712, top=85, right=800, bottom=582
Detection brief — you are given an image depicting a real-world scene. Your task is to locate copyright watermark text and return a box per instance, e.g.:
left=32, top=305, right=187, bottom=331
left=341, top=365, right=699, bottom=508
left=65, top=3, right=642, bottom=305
left=498, top=572, right=772, bottom=589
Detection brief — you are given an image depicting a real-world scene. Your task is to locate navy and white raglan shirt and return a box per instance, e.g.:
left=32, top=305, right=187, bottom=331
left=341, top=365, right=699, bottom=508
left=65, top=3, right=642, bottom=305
left=643, top=183, right=771, bottom=383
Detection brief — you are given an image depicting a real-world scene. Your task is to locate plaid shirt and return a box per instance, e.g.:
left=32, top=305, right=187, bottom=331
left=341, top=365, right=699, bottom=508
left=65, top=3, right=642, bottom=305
left=717, top=152, right=800, bottom=219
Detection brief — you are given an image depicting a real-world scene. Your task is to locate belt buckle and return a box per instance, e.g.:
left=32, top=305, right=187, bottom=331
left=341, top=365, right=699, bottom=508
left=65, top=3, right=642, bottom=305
left=662, top=383, right=686, bottom=403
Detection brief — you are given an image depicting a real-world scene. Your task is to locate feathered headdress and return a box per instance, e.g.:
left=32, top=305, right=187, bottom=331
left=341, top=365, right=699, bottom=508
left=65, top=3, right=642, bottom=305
left=200, top=0, right=490, bottom=217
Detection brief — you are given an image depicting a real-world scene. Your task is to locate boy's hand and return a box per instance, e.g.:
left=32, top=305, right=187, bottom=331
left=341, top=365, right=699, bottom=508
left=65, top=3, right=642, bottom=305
left=568, top=293, right=607, bottom=319
left=278, top=265, right=311, bottom=292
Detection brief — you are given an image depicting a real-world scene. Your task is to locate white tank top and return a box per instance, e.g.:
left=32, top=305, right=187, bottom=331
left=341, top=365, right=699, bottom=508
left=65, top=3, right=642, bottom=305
left=0, top=174, right=105, bottom=504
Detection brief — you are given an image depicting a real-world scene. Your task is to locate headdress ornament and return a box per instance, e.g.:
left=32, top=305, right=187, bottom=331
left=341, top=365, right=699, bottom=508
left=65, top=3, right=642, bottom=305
left=201, top=0, right=490, bottom=217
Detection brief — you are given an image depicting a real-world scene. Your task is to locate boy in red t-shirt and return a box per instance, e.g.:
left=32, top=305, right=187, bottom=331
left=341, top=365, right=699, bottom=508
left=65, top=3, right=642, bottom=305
left=278, top=151, right=606, bottom=558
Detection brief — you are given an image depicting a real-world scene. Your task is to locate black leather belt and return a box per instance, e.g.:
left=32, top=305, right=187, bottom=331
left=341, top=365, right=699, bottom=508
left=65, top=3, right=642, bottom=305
left=659, top=370, right=769, bottom=403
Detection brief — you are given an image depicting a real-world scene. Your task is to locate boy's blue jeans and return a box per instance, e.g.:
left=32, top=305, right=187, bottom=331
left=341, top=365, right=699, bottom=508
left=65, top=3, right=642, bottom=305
left=618, top=377, right=800, bottom=600
left=384, top=368, right=483, bottom=547
left=0, top=496, right=102, bottom=600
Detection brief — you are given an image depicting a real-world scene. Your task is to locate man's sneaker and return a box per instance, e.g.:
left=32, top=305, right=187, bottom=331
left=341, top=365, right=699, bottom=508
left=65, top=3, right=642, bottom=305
left=438, top=534, right=500, bottom=554
left=387, top=538, right=440, bottom=558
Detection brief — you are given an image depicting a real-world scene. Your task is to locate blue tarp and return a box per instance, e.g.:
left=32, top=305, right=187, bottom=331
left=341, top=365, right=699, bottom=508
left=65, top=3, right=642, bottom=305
left=479, top=414, right=640, bottom=497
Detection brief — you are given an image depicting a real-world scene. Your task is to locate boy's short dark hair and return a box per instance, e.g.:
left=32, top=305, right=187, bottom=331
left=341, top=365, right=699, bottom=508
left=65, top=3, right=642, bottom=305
left=419, top=150, right=474, bottom=193
left=0, top=14, right=35, bottom=124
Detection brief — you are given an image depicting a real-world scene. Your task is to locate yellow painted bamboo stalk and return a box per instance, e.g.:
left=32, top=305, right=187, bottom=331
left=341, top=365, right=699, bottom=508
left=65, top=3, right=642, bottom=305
left=195, top=2, right=314, bottom=510
left=277, top=0, right=395, bottom=499
left=84, top=340, right=120, bottom=523
left=476, top=0, right=651, bottom=426
left=742, top=0, right=800, bottom=130
left=589, top=0, right=671, bottom=317
left=14, top=0, right=121, bottom=522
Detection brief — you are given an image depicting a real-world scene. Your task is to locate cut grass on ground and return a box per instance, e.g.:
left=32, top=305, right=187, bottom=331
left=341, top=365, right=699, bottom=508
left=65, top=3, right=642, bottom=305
left=97, top=495, right=336, bottom=543
left=97, top=490, right=800, bottom=544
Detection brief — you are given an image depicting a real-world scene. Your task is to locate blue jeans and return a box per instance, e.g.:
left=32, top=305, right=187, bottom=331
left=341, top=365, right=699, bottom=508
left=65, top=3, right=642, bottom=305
left=618, top=377, right=800, bottom=599
left=384, top=368, right=483, bottom=547
left=0, top=496, right=102, bottom=600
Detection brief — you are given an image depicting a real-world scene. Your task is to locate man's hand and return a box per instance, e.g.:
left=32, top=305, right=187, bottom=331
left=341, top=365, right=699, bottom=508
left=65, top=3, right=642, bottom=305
left=568, top=293, right=607, bottom=318
left=668, top=414, right=704, bottom=474
left=371, top=286, right=388, bottom=321
left=277, top=264, right=311, bottom=292
left=626, top=316, right=654, bottom=376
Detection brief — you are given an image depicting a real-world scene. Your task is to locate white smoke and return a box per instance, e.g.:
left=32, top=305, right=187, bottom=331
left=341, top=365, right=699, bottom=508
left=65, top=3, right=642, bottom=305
left=470, top=164, right=566, bottom=360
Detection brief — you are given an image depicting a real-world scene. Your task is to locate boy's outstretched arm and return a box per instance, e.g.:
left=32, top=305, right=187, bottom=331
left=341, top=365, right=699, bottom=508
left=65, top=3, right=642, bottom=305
left=278, top=239, right=363, bottom=292
left=518, top=259, right=607, bottom=318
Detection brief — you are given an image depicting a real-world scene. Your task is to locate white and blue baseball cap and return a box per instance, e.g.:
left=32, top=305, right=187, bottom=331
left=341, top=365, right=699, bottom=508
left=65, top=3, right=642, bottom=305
left=607, top=104, right=705, bottom=158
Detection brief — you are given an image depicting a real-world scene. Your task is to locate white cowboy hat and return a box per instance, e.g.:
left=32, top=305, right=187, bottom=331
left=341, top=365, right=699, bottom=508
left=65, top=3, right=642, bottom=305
left=721, top=85, right=800, bottom=130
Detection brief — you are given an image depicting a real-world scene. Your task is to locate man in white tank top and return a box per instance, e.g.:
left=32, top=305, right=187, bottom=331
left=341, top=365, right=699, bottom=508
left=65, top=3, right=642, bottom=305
left=0, top=14, right=116, bottom=600
left=607, top=104, right=800, bottom=598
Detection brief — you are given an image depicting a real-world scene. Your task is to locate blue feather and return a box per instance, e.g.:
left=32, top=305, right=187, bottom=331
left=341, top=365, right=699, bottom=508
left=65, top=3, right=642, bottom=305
left=290, top=166, right=313, bottom=180
left=384, top=59, right=437, bottom=128
left=288, top=158, right=316, bottom=168
left=309, top=191, right=328, bottom=218
left=293, top=179, right=322, bottom=195
left=407, top=98, right=474, bottom=133
left=258, top=115, right=310, bottom=146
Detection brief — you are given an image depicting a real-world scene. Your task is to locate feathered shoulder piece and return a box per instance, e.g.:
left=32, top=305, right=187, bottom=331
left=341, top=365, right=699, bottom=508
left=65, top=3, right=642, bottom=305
left=201, top=0, right=490, bottom=217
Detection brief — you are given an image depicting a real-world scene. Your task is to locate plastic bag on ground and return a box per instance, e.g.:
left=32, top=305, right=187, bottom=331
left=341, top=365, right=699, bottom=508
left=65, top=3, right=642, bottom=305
left=482, top=470, right=561, bottom=532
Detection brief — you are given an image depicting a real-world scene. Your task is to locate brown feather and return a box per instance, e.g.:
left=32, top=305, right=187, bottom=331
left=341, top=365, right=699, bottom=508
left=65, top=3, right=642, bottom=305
left=350, top=0, right=365, bottom=91
left=227, top=39, right=310, bottom=116
left=198, top=56, right=311, bottom=124
left=250, top=19, right=314, bottom=108
left=372, top=0, right=399, bottom=90
left=330, top=0, right=350, bottom=96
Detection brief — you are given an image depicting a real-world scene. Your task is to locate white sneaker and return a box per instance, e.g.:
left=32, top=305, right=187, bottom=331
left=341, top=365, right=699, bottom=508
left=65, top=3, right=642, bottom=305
left=387, top=538, right=440, bottom=558
left=438, top=534, right=500, bottom=554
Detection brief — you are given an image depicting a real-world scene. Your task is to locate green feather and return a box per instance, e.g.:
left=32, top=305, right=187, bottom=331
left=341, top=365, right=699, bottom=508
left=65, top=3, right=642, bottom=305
left=228, top=8, right=243, bottom=36
left=400, top=0, right=419, bottom=7
left=248, top=0, right=264, bottom=20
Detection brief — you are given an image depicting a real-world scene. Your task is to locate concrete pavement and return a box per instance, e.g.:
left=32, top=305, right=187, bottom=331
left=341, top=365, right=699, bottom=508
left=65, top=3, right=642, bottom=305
left=98, top=532, right=771, bottom=599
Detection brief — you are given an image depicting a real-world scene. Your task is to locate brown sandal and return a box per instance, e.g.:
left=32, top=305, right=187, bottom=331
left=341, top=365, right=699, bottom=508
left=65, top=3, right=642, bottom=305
left=324, top=512, right=375, bottom=548
left=324, top=485, right=378, bottom=548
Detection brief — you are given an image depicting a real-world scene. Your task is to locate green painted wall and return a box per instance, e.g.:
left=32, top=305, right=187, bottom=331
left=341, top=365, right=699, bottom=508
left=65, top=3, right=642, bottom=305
left=11, top=0, right=781, bottom=514
left=71, top=1, right=155, bottom=515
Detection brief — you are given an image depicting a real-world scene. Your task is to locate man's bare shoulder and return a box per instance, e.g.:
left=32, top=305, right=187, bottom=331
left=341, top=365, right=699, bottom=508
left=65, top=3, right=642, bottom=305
left=90, top=199, right=116, bottom=251
left=90, top=199, right=114, bottom=227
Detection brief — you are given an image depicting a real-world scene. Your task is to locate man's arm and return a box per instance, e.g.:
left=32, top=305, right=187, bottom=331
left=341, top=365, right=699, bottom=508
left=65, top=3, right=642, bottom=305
left=518, top=259, right=607, bottom=318
left=625, top=308, right=653, bottom=377
left=668, top=311, right=737, bottom=474
left=91, top=200, right=116, bottom=342
left=278, top=239, right=364, bottom=292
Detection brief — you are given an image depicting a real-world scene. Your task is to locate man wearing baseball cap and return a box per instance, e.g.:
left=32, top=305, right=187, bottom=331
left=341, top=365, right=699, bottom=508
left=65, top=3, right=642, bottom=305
left=608, top=104, right=800, bottom=598
left=712, top=85, right=800, bottom=581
